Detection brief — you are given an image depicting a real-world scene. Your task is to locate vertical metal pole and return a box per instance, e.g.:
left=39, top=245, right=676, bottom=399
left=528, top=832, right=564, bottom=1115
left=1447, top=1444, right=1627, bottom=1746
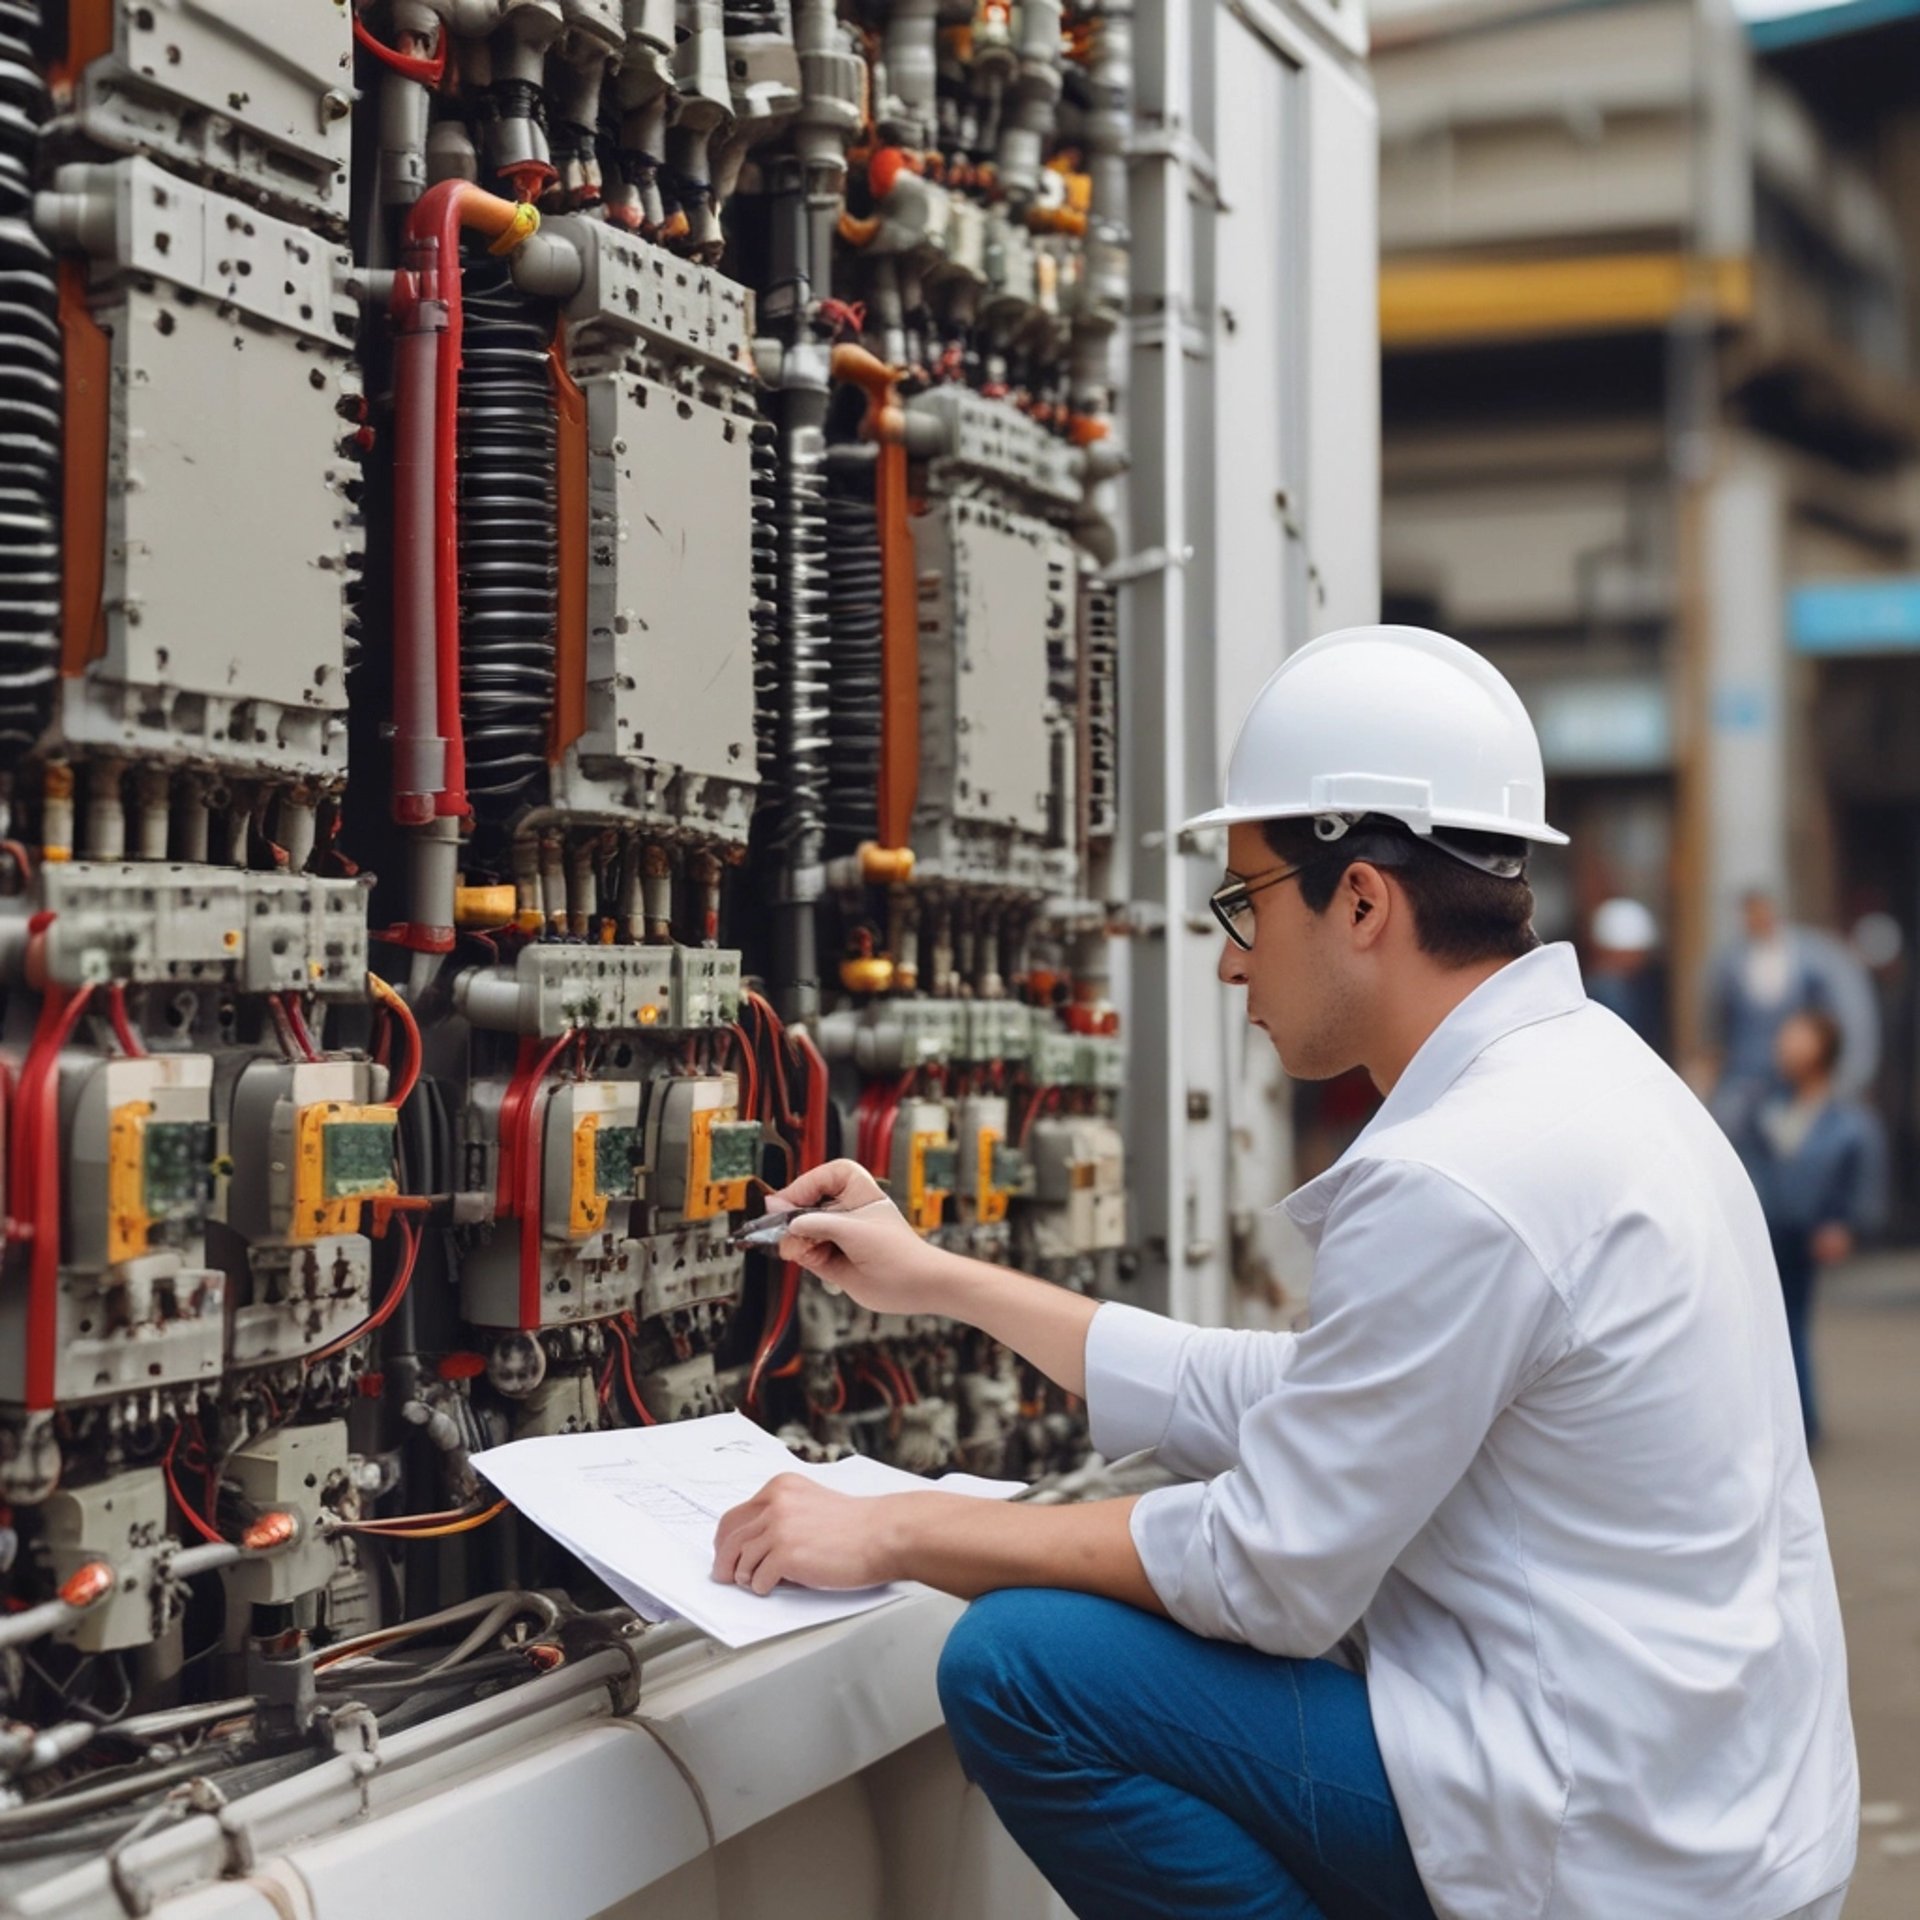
left=1125, top=0, right=1196, bottom=1322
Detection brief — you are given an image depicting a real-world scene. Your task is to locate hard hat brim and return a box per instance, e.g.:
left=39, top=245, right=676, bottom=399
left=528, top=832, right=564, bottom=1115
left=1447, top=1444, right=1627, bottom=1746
left=1179, top=799, right=1570, bottom=846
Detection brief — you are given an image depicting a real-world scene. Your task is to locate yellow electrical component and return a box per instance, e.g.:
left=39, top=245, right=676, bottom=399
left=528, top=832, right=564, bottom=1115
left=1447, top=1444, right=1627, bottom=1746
left=455, top=884, right=518, bottom=927
left=976, top=1126, right=1009, bottom=1226
left=291, top=1103, right=399, bottom=1242
left=840, top=955, right=895, bottom=994
left=906, top=1129, right=953, bottom=1234
left=684, top=1107, right=754, bottom=1223
left=107, top=1100, right=155, bottom=1266
left=570, top=1113, right=608, bottom=1236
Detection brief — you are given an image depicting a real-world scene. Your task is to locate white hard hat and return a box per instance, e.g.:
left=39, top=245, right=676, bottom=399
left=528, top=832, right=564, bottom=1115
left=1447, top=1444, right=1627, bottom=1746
left=1185, top=625, right=1568, bottom=850
left=1592, top=897, right=1659, bottom=953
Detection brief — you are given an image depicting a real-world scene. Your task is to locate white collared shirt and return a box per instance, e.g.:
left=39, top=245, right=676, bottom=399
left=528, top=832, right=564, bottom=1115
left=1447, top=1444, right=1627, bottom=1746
left=1087, top=945, right=1857, bottom=1920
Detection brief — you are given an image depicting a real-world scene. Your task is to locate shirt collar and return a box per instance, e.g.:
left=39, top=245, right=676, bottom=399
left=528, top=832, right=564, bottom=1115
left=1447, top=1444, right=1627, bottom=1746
left=1282, top=943, right=1589, bottom=1232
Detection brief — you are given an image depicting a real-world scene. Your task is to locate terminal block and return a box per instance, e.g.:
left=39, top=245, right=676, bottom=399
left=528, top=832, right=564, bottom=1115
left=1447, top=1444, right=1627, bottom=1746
left=887, top=1099, right=958, bottom=1235
left=225, top=1061, right=390, bottom=1367
left=455, top=945, right=741, bottom=1037
left=220, top=1423, right=347, bottom=1609
left=955, top=1095, right=1033, bottom=1228
left=31, top=866, right=369, bottom=994
left=0, top=1052, right=224, bottom=1410
left=646, top=1075, right=760, bottom=1228
left=41, top=1470, right=171, bottom=1654
left=1025, top=1117, right=1128, bottom=1260
left=543, top=1080, right=645, bottom=1241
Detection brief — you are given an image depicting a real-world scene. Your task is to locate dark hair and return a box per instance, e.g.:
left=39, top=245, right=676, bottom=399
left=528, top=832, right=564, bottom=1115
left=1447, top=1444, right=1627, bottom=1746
left=1260, top=813, right=1541, bottom=967
left=1793, top=1009, right=1844, bottom=1075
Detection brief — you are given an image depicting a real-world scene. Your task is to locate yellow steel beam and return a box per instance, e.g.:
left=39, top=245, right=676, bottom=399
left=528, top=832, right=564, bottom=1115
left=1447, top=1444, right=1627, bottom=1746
left=1381, top=252, right=1753, bottom=349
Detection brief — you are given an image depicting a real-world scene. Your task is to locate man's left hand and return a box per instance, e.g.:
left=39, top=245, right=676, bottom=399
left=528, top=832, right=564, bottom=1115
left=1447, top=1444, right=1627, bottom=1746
left=1811, top=1223, right=1855, bottom=1266
left=712, top=1475, right=903, bottom=1596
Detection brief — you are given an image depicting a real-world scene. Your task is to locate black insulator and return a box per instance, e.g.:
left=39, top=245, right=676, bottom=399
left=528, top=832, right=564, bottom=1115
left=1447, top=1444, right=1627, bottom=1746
left=723, top=0, right=781, bottom=33
left=0, top=2, right=56, bottom=760
left=457, top=259, right=556, bottom=818
left=823, top=482, right=882, bottom=850
left=750, top=421, right=782, bottom=791
left=770, top=425, right=830, bottom=859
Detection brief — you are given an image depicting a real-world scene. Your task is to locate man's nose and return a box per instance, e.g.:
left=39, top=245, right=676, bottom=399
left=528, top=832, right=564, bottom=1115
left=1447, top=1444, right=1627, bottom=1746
left=1218, top=937, right=1249, bottom=987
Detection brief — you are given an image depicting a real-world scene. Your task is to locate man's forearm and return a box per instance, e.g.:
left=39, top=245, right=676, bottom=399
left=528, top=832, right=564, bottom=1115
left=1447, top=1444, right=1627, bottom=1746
left=884, top=1491, right=1164, bottom=1613
left=922, top=1254, right=1101, bottom=1397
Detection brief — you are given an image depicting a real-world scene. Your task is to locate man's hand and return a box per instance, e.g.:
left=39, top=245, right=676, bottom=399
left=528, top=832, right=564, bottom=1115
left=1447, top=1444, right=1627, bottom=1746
left=1811, top=1222, right=1855, bottom=1266
left=711, top=1474, right=903, bottom=1595
left=712, top=1477, right=1165, bottom=1615
left=763, top=1160, right=951, bottom=1314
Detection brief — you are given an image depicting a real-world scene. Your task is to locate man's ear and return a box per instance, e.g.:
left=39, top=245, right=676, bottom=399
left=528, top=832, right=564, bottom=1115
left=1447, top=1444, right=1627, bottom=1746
left=1344, top=862, right=1393, bottom=950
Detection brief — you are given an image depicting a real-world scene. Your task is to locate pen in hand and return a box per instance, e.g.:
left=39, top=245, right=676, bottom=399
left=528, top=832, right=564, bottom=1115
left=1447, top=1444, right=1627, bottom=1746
left=729, top=1202, right=840, bottom=1252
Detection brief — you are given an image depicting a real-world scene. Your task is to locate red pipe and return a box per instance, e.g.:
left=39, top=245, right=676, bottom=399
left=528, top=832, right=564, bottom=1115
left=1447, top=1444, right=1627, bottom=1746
left=388, top=183, right=540, bottom=830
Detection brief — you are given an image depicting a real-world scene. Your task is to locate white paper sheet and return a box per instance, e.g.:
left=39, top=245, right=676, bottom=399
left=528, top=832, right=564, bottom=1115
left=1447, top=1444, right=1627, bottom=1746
left=471, top=1412, right=1023, bottom=1648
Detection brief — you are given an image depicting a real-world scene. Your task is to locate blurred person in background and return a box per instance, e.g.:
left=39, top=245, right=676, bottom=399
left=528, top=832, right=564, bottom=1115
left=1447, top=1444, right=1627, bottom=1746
left=1586, top=896, right=1668, bottom=1055
left=1742, top=1010, right=1887, bottom=1450
left=1701, top=889, right=1879, bottom=1138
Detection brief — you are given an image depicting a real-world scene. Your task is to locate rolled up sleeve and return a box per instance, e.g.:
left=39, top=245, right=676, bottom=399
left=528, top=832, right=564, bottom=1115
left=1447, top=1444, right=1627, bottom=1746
left=1128, top=1158, right=1573, bottom=1656
left=1085, top=1301, right=1299, bottom=1479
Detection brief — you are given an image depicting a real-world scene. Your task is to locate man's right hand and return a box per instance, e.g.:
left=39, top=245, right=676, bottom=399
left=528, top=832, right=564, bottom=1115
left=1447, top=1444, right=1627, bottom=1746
left=764, top=1159, right=950, bottom=1315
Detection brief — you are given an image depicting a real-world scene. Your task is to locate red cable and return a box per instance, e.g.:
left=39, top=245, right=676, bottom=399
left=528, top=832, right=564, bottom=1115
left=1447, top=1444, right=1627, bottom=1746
left=496, top=1029, right=573, bottom=1216
left=611, top=1320, right=657, bottom=1426
left=881, top=1351, right=919, bottom=1406
left=284, top=994, right=322, bottom=1064
left=14, top=976, right=95, bottom=1408
left=352, top=13, right=447, bottom=86
left=306, top=1213, right=421, bottom=1366
left=513, top=1029, right=578, bottom=1327
left=375, top=988, right=422, bottom=1108
left=793, top=1025, right=829, bottom=1168
left=106, top=983, right=146, bottom=1058
left=163, top=1425, right=226, bottom=1547
left=746, top=1267, right=798, bottom=1411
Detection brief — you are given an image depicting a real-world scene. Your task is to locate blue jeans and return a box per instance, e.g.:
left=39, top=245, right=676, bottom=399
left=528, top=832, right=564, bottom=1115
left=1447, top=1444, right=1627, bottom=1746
left=938, top=1591, right=1436, bottom=1920
left=1770, top=1229, right=1821, bottom=1446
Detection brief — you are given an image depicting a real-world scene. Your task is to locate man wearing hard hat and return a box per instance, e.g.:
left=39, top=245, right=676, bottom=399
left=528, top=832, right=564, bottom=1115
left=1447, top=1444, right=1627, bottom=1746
left=715, top=628, right=1857, bottom=1920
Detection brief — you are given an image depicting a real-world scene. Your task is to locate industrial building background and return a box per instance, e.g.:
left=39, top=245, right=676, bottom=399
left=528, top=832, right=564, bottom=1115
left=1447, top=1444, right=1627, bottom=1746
left=0, top=0, right=1912, bottom=1914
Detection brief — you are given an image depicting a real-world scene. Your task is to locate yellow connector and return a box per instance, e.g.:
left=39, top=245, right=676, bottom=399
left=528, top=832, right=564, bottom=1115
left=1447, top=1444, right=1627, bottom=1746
left=570, top=1113, right=609, bottom=1236
left=684, top=1107, right=752, bottom=1223
left=907, top=1129, right=952, bottom=1234
left=292, top=1103, right=399, bottom=1242
left=107, top=1100, right=155, bottom=1265
left=976, top=1126, right=1009, bottom=1226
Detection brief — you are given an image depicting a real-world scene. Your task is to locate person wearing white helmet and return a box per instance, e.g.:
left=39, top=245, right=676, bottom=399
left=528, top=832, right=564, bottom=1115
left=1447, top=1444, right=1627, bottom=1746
left=1587, top=895, right=1668, bottom=1052
left=711, top=626, right=1856, bottom=1920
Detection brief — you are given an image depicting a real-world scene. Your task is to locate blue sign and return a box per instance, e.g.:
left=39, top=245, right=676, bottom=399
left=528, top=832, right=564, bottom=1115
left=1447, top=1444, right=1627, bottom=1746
left=1788, top=578, right=1920, bottom=656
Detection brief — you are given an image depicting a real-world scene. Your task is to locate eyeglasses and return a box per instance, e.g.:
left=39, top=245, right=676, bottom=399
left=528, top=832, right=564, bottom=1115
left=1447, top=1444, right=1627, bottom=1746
left=1209, top=864, right=1302, bottom=951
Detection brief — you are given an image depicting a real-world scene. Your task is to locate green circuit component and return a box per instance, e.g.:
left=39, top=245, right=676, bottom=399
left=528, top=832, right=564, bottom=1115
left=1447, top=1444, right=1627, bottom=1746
left=990, top=1139, right=1034, bottom=1196
left=143, top=1120, right=214, bottom=1216
left=707, top=1120, right=764, bottom=1183
left=594, top=1124, right=646, bottom=1198
left=321, top=1118, right=398, bottom=1199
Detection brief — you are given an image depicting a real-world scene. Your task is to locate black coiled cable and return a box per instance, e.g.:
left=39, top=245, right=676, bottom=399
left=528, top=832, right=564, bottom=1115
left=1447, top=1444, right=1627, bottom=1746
left=0, top=0, right=58, bottom=761
left=457, top=259, right=556, bottom=820
left=824, top=481, right=882, bottom=850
